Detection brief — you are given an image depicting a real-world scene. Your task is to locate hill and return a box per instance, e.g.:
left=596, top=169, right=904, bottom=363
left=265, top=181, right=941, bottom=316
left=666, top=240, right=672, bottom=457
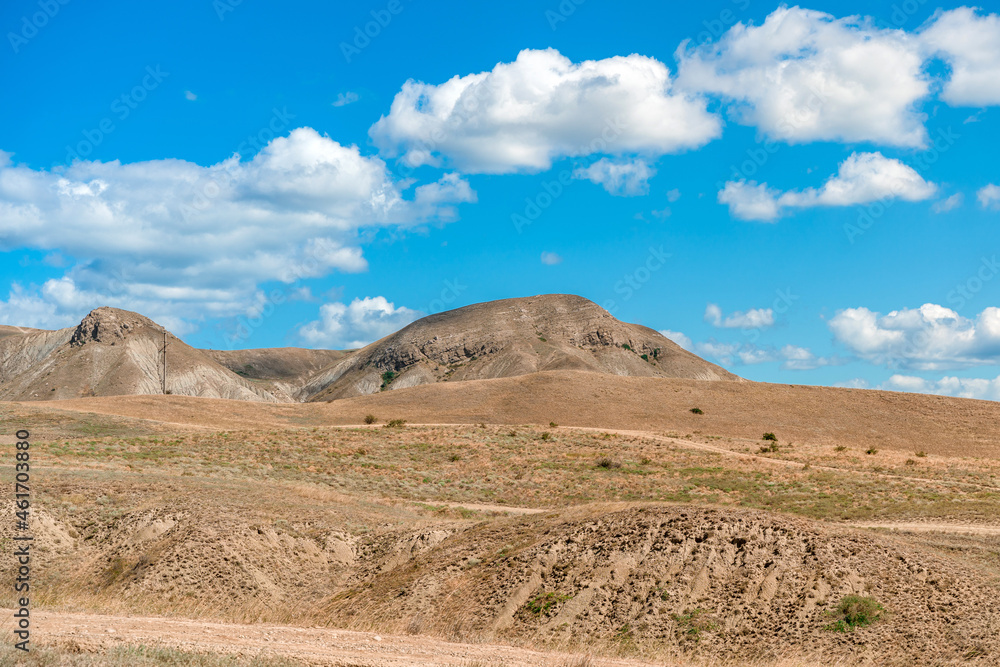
left=0, top=307, right=278, bottom=402
left=302, top=294, right=740, bottom=401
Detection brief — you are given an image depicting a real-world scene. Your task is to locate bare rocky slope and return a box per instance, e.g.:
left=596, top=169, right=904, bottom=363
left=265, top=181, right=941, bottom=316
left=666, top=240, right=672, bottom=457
left=303, top=294, right=740, bottom=401
left=0, top=307, right=278, bottom=402
left=0, top=296, right=740, bottom=403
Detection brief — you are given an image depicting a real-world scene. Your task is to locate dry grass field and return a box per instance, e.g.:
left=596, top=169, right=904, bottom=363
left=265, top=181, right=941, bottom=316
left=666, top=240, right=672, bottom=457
left=3, top=373, right=1000, bottom=665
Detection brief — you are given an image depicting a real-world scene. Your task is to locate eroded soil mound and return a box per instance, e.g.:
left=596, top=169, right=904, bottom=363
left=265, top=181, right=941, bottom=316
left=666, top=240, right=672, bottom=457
left=325, top=505, right=1000, bottom=664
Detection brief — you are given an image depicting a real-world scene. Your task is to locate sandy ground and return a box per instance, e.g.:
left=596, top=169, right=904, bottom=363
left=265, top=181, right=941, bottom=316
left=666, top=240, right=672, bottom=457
left=20, top=609, right=663, bottom=667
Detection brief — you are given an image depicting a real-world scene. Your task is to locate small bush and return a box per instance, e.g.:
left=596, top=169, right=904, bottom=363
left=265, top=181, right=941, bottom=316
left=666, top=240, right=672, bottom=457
left=690, top=408, right=704, bottom=415
left=825, top=595, right=884, bottom=632
left=834, top=445, right=847, bottom=452
left=905, top=459, right=916, bottom=466
left=380, top=370, right=397, bottom=390
left=540, top=432, right=552, bottom=441
left=525, top=592, right=573, bottom=616
left=549, top=421, right=559, bottom=427
left=596, top=456, right=622, bottom=469
left=758, top=442, right=779, bottom=454
left=621, top=343, right=632, bottom=351
left=641, top=353, right=649, bottom=361
left=762, top=432, right=777, bottom=442
left=384, top=419, right=406, bottom=429
left=640, top=456, right=652, bottom=465
left=364, top=414, right=378, bottom=425
left=916, top=450, right=927, bottom=457
left=866, top=447, right=878, bottom=455
left=448, top=453, right=461, bottom=462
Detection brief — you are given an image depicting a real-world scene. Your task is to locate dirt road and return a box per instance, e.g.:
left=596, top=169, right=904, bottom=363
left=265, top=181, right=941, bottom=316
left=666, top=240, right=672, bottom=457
left=24, top=609, right=666, bottom=666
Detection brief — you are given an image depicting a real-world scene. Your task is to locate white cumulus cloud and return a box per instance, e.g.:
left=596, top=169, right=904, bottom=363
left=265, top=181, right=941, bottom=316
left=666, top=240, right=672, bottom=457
left=920, top=7, right=1000, bottom=107
left=0, top=128, right=473, bottom=332
left=704, top=303, right=775, bottom=329
left=573, top=158, right=655, bottom=196
left=370, top=48, right=721, bottom=174
left=720, top=152, right=936, bottom=221
left=659, top=329, right=692, bottom=351
left=978, top=184, right=1000, bottom=210
left=676, top=6, right=930, bottom=147
left=298, top=296, right=422, bottom=349
left=829, top=303, right=1000, bottom=370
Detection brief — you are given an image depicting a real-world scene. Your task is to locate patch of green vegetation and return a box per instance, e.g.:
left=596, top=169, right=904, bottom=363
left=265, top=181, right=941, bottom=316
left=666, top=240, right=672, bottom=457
left=762, top=432, right=777, bottom=442
left=380, top=370, right=397, bottom=390
left=384, top=419, right=406, bottom=429
left=671, top=608, right=717, bottom=641
left=824, top=595, right=884, bottom=632
left=689, top=408, right=703, bottom=415
left=524, top=591, right=573, bottom=616
left=364, top=414, right=378, bottom=425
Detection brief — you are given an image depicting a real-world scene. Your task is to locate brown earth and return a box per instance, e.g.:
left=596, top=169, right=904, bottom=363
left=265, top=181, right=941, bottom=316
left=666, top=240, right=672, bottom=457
left=28, top=368, right=1000, bottom=458
left=302, top=294, right=739, bottom=401
left=0, top=308, right=278, bottom=403
left=0, top=295, right=739, bottom=406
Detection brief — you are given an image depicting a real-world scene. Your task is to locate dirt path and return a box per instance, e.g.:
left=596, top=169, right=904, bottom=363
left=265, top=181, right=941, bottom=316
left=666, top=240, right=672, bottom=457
left=24, top=608, right=664, bottom=666
left=848, top=522, right=1000, bottom=536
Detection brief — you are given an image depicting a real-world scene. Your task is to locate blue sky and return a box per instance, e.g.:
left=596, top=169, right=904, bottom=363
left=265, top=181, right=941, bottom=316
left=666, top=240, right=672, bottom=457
left=2, top=0, right=1000, bottom=399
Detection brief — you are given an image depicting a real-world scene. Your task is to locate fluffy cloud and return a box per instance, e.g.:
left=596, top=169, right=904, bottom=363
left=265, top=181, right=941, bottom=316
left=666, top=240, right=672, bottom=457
left=540, top=251, right=562, bottom=266
left=676, top=6, right=930, bottom=147
left=369, top=48, right=720, bottom=174
left=298, top=296, right=422, bottom=349
left=840, top=374, right=1000, bottom=401
left=920, top=7, right=1000, bottom=106
left=332, top=91, right=360, bottom=107
left=720, top=152, right=936, bottom=221
left=978, top=184, right=1000, bottom=210
left=659, top=329, right=692, bottom=351
left=704, top=303, right=775, bottom=329
left=881, top=373, right=1000, bottom=401
left=829, top=303, right=1000, bottom=370
left=693, top=339, right=833, bottom=369
left=0, top=129, right=472, bottom=330
left=573, top=158, right=655, bottom=196
left=931, top=193, right=963, bottom=213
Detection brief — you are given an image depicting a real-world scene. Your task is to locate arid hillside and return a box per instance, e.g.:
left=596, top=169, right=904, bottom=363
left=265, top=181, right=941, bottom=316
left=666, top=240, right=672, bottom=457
left=0, top=295, right=740, bottom=404
left=302, top=294, right=740, bottom=401
left=0, top=307, right=278, bottom=402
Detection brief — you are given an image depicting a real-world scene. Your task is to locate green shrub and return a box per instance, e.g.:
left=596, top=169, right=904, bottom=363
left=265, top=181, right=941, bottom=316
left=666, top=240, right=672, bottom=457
left=596, top=456, right=622, bottom=469
left=363, top=414, right=378, bottom=425
left=380, top=370, right=397, bottom=390
left=762, top=432, right=777, bottom=442
left=524, top=591, right=573, bottom=615
left=621, top=343, right=632, bottom=351
left=690, top=408, right=704, bottom=415
left=916, top=450, right=927, bottom=457
left=540, top=432, right=552, bottom=441
left=866, top=447, right=878, bottom=455
left=641, top=353, right=649, bottom=361
left=834, top=445, right=847, bottom=452
left=549, top=421, right=558, bottom=427
left=384, top=419, right=406, bottom=429
left=825, top=595, right=884, bottom=632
